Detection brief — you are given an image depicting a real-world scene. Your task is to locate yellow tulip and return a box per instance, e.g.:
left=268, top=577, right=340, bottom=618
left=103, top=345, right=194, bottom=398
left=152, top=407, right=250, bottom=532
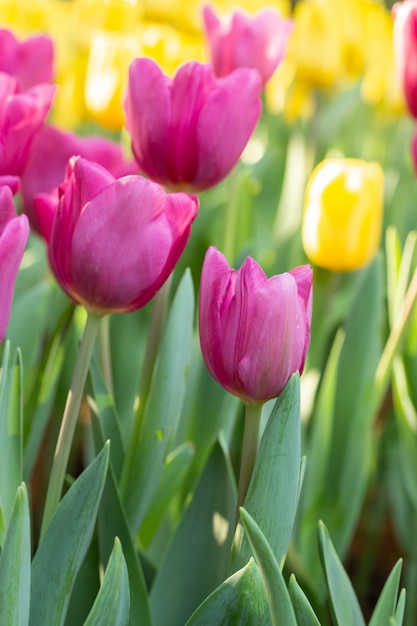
left=302, top=158, right=384, bottom=271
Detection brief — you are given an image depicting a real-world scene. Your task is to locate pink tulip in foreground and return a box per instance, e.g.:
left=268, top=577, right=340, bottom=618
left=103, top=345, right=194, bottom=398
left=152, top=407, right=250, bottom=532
left=393, top=0, right=417, bottom=117
left=0, top=29, right=54, bottom=90
left=21, top=124, right=138, bottom=234
left=124, top=58, right=262, bottom=191
left=0, top=72, right=55, bottom=176
left=199, top=247, right=312, bottom=405
left=202, top=4, right=293, bottom=86
left=0, top=185, right=29, bottom=342
left=36, top=157, right=198, bottom=315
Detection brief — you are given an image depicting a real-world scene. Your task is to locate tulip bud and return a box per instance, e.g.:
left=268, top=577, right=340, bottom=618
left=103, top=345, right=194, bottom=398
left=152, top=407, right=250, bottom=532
left=124, top=58, right=262, bottom=192
left=36, top=157, right=198, bottom=315
left=302, top=158, right=384, bottom=272
left=199, top=247, right=312, bottom=405
left=202, top=4, right=293, bottom=86
left=0, top=185, right=29, bottom=343
left=393, top=0, right=417, bottom=117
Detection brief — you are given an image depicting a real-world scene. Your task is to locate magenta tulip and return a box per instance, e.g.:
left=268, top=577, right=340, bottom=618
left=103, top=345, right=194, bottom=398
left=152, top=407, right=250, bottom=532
left=0, top=185, right=29, bottom=343
left=202, top=5, right=293, bottom=86
left=36, top=156, right=198, bottom=315
left=124, top=58, right=262, bottom=191
left=393, top=0, right=417, bottom=117
left=21, top=124, right=138, bottom=234
left=199, top=247, right=312, bottom=405
left=0, top=29, right=54, bottom=90
left=0, top=72, right=55, bottom=176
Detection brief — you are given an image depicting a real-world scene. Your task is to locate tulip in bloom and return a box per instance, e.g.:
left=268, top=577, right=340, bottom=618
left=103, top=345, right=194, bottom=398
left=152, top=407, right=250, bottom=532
left=36, top=157, right=198, bottom=315
left=0, top=72, right=55, bottom=176
left=0, top=28, right=54, bottom=90
left=124, top=58, right=262, bottom=191
left=20, top=124, right=137, bottom=234
left=0, top=185, right=29, bottom=342
left=393, top=0, right=417, bottom=117
left=199, top=247, right=312, bottom=405
left=302, top=158, right=384, bottom=272
left=202, top=4, right=293, bottom=86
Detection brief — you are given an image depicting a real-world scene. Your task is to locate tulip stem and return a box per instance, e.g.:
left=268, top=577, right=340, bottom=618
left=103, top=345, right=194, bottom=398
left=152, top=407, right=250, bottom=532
left=236, top=403, right=263, bottom=523
left=40, top=311, right=101, bottom=539
left=98, top=314, right=114, bottom=397
left=120, top=276, right=172, bottom=497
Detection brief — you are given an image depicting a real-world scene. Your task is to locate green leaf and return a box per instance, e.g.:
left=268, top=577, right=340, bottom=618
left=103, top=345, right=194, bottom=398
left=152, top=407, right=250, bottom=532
left=318, top=521, right=365, bottom=626
left=29, top=442, right=110, bottom=626
left=369, top=559, right=403, bottom=626
left=149, top=439, right=236, bottom=626
left=186, top=559, right=270, bottom=625
left=0, top=483, right=31, bottom=626
left=392, top=589, right=406, bottom=626
left=231, top=373, right=300, bottom=572
left=288, top=575, right=321, bottom=626
left=123, top=269, right=195, bottom=533
left=84, top=538, right=130, bottom=626
left=0, top=344, right=23, bottom=527
left=239, top=508, right=297, bottom=626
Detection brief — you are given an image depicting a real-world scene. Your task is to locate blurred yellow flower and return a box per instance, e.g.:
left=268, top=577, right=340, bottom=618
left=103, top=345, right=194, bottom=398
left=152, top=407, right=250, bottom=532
left=302, top=158, right=384, bottom=271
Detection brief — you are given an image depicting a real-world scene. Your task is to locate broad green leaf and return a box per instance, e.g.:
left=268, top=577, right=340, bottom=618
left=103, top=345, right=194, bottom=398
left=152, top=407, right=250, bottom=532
left=140, top=442, right=195, bottom=547
left=369, top=559, right=402, bottom=626
left=231, top=374, right=300, bottom=572
left=0, top=483, right=30, bottom=626
left=122, top=269, right=195, bottom=533
left=186, top=559, right=270, bottom=625
left=288, top=575, right=321, bottom=626
left=29, top=442, right=110, bottom=626
left=318, top=521, right=365, bottom=626
left=149, top=439, right=236, bottom=626
left=392, top=589, right=406, bottom=626
left=84, top=538, right=130, bottom=626
left=239, top=508, right=297, bottom=626
left=64, top=538, right=100, bottom=626
left=91, top=416, right=152, bottom=626
left=0, top=344, right=23, bottom=527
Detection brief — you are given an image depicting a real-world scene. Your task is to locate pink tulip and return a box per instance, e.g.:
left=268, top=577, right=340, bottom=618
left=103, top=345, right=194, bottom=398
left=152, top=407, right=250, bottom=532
left=36, top=156, right=198, bottom=315
left=21, top=124, right=138, bottom=234
left=0, top=185, right=29, bottom=342
left=0, top=29, right=54, bottom=90
left=0, top=72, right=55, bottom=176
left=393, top=0, right=417, bottom=117
left=124, top=58, right=262, bottom=191
left=199, top=247, right=312, bottom=405
left=202, top=5, right=293, bottom=86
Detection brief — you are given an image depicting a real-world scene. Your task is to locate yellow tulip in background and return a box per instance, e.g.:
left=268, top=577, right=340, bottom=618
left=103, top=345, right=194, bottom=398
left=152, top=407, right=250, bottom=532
left=302, top=158, right=384, bottom=272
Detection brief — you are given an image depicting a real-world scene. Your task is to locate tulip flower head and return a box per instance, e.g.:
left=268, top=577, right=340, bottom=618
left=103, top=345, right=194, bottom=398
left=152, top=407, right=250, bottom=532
left=199, top=247, right=312, bottom=405
left=393, top=0, right=417, bottom=117
left=124, top=58, right=262, bottom=191
left=302, top=158, right=384, bottom=272
left=36, top=156, right=199, bottom=315
left=0, top=185, right=29, bottom=343
left=202, top=4, right=293, bottom=86
left=0, top=28, right=54, bottom=90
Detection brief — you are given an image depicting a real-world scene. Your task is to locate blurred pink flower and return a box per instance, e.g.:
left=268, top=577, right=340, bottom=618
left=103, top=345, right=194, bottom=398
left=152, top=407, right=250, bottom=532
left=202, top=4, right=292, bottom=86
left=0, top=73, right=55, bottom=177
left=393, top=0, right=417, bottom=117
left=36, top=156, right=199, bottom=315
left=124, top=58, right=261, bottom=191
left=199, top=247, right=312, bottom=405
left=0, top=29, right=54, bottom=89
left=21, top=124, right=138, bottom=234
left=0, top=185, right=29, bottom=342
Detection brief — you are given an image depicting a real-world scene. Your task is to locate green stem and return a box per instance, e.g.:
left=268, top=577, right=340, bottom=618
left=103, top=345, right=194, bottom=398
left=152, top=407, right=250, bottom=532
left=98, top=314, right=114, bottom=397
left=40, top=312, right=101, bottom=539
left=120, top=276, right=172, bottom=496
left=236, top=403, right=263, bottom=524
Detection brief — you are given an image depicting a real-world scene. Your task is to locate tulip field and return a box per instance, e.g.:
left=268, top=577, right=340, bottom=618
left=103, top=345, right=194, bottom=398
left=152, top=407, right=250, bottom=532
left=1, top=0, right=417, bottom=624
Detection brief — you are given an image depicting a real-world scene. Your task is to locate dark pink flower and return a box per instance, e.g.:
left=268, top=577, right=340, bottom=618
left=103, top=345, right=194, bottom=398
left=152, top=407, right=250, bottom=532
left=124, top=58, right=261, bottom=191
left=0, top=185, right=29, bottom=342
left=199, top=247, right=312, bottom=405
left=37, top=157, right=198, bottom=315
left=0, top=29, right=54, bottom=89
left=393, top=0, right=417, bottom=117
left=202, top=5, right=293, bottom=86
